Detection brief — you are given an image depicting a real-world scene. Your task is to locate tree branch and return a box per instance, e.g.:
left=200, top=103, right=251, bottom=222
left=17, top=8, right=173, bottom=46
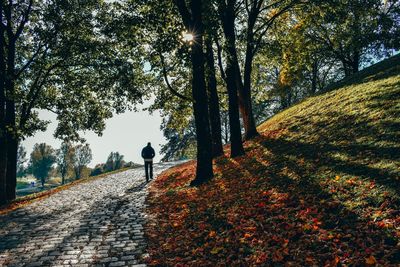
left=15, top=0, right=33, bottom=39
left=159, top=52, right=192, bottom=102
left=20, top=62, right=61, bottom=128
left=215, top=36, right=227, bottom=82
left=4, top=1, right=14, bottom=40
left=253, top=0, right=299, bottom=55
left=15, top=43, right=47, bottom=79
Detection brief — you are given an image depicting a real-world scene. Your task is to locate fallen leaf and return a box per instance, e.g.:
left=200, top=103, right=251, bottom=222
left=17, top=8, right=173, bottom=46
left=365, top=255, right=377, bottom=265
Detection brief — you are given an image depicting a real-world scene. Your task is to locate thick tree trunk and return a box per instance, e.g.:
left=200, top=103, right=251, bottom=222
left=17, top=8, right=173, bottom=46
left=5, top=133, right=17, bottom=201
left=205, top=38, right=223, bottom=157
left=241, top=47, right=258, bottom=140
left=219, top=0, right=245, bottom=158
left=5, top=36, right=17, bottom=202
left=241, top=10, right=259, bottom=140
left=174, top=0, right=214, bottom=185
left=5, top=103, right=17, bottom=201
left=190, top=0, right=213, bottom=185
left=0, top=138, right=6, bottom=205
left=226, top=64, right=245, bottom=157
left=0, top=110, right=6, bottom=201
left=0, top=5, right=8, bottom=205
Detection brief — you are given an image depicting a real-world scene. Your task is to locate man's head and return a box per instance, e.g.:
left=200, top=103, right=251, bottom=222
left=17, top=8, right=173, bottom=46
left=147, top=142, right=151, bottom=147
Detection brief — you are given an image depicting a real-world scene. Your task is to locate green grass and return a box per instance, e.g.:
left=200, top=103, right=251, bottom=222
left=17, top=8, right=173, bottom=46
left=258, top=56, right=400, bottom=214
left=16, top=180, right=31, bottom=190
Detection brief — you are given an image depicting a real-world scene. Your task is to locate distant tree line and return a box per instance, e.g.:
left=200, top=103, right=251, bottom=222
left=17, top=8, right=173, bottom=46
left=17, top=142, right=93, bottom=187
left=90, top=151, right=140, bottom=177
left=16, top=143, right=139, bottom=188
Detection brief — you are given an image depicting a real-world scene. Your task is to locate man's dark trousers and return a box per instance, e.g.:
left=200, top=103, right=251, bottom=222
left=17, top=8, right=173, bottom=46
left=145, top=161, right=153, bottom=182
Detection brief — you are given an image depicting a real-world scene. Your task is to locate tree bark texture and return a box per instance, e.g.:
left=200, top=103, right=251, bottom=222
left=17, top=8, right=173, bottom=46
left=205, top=38, right=223, bottom=157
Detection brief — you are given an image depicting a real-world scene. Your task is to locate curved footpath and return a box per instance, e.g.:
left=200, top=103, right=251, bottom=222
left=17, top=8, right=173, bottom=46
left=0, top=162, right=178, bottom=267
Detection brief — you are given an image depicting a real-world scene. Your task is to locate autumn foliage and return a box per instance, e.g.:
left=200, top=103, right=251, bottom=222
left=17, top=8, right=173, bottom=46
left=145, top=70, right=400, bottom=266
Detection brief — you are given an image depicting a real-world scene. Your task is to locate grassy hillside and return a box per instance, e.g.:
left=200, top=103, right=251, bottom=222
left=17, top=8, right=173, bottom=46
left=145, top=59, right=400, bottom=266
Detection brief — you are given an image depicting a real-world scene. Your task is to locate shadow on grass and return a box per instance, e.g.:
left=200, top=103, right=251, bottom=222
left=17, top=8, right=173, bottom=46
left=266, top=86, right=400, bottom=189
left=260, top=138, right=399, bottom=191
left=214, top=141, right=399, bottom=264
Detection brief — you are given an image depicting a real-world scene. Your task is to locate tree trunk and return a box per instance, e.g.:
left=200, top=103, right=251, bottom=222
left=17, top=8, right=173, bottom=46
left=222, top=111, right=229, bottom=144
left=0, top=139, right=6, bottom=205
left=310, top=60, right=318, bottom=95
left=241, top=11, right=259, bottom=140
left=205, top=38, right=223, bottom=157
left=241, top=50, right=258, bottom=140
left=352, top=50, right=359, bottom=74
left=5, top=135, right=17, bottom=201
left=41, top=176, right=45, bottom=187
left=174, top=0, right=213, bottom=185
left=75, top=166, right=81, bottom=180
left=190, top=0, right=213, bottom=185
left=5, top=36, right=17, bottom=202
left=226, top=63, right=245, bottom=157
left=0, top=12, right=7, bottom=204
left=342, top=59, right=351, bottom=77
left=5, top=100, right=17, bottom=201
left=219, top=0, right=245, bottom=158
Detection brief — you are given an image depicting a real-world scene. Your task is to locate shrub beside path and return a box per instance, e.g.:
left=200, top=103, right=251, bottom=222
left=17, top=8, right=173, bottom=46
left=0, top=162, right=178, bottom=267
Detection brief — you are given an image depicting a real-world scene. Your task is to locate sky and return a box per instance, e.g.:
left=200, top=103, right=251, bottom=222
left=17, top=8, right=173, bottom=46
left=22, top=102, right=166, bottom=167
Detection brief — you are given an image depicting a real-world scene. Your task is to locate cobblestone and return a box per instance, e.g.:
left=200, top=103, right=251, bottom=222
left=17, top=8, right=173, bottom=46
left=0, top=162, right=178, bottom=266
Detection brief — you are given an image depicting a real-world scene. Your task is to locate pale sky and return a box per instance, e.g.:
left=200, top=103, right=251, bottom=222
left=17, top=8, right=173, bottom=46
left=22, top=102, right=166, bottom=167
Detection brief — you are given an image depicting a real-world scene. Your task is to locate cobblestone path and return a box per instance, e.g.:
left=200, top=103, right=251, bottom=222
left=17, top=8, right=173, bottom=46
left=0, top=162, right=178, bottom=267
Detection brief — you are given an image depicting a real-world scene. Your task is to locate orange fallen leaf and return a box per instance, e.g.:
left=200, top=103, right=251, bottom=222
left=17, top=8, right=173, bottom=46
left=331, top=256, right=340, bottom=266
left=244, top=233, right=252, bottom=238
left=365, top=255, right=377, bottom=265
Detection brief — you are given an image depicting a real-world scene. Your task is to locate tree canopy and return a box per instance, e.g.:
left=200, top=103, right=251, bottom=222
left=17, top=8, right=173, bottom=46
left=1, top=0, right=398, bottom=203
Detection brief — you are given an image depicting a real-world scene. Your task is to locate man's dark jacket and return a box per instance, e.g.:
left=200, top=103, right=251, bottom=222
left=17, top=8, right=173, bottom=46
left=141, top=146, right=155, bottom=159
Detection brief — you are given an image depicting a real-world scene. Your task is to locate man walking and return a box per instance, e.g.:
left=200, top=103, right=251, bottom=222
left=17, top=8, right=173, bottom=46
left=141, top=142, right=155, bottom=182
